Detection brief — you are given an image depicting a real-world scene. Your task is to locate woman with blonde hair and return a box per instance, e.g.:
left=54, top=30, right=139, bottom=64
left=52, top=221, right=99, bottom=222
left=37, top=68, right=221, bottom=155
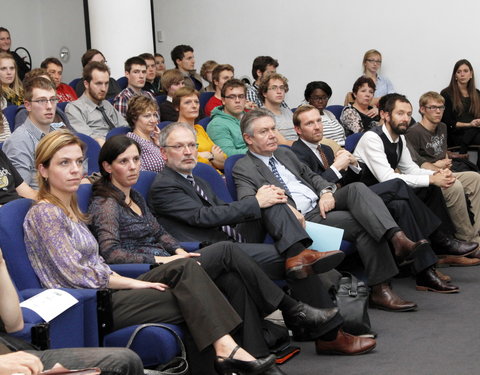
left=0, top=52, right=23, bottom=105
left=362, top=49, right=394, bottom=104
left=23, top=130, right=277, bottom=375
left=0, top=84, right=11, bottom=142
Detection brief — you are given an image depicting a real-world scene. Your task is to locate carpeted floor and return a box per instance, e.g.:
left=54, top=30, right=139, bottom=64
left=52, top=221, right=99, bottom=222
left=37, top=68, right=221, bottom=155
left=279, top=266, right=480, bottom=375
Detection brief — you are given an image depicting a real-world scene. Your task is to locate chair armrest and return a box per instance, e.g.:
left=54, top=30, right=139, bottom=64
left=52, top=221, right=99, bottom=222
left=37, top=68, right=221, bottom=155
left=109, top=264, right=150, bottom=278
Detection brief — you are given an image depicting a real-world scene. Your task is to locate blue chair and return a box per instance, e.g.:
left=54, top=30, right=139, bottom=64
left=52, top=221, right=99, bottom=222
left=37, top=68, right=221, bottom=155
left=326, top=105, right=344, bottom=122
left=57, top=101, right=69, bottom=113
left=76, top=133, right=101, bottom=174
left=156, top=95, right=167, bottom=106
left=159, top=120, right=172, bottom=129
left=345, top=132, right=364, bottom=153
left=199, top=92, right=214, bottom=112
left=106, top=126, right=130, bottom=139
left=224, top=154, right=245, bottom=200
left=116, top=77, right=128, bottom=90
left=193, top=162, right=232, bottom=203
left=3, top=105, right=18, bottom=132
left=133, top=170, right=157, bottom=200
left=69, top=78, right=81, bottom=89
left=197, top=116, right=211, bottom=130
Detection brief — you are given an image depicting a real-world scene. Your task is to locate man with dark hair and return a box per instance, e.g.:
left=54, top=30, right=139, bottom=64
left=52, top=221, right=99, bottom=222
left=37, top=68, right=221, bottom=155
left=40, top=57, right=78, bottom=102
left=204, top=64, right=234, bottom=116
left=0, top=27, right=30, bottom=79
left=139, top=52, right=162, bottom=96
left=113, top=56, right=155, bottom=118
left=354, top=94, right=479, bottom=266
left=66, top=62, right=127, bottom=145
left=207, top=79, right=248, bottom=156
left=170, top=44, right=203, bottom=91
left=247, top=56, right=288, bottom=108
left=3, top=77, right=59, bottom=188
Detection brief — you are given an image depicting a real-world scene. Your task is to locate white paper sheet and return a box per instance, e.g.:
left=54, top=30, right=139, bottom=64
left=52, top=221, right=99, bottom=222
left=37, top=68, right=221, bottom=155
left=20, top=289, right=79, bottom=322
left=305, top=221, right=344, bottom=252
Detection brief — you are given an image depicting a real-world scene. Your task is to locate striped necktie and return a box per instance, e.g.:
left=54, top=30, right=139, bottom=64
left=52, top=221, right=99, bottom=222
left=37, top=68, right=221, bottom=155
left=268, top=157, right=291, bottom=195
left=186, top=175, right=244, bottom=242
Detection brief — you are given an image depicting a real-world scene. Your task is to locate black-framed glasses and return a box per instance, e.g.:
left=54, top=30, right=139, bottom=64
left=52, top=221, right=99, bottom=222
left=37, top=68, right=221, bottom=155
left=366, top=59, right=382, bottom=64
left=310, top=95, right=329, bottom=102
left=425, top=105, right=445, bottom=111
left=223, top=94, right=246, bottom=100
left=30, top=97, right=59, bottom=106
left=163, top=143, right=199, bottom=151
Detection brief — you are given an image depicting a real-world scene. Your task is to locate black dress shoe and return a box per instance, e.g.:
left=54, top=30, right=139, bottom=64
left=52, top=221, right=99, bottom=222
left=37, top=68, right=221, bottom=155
left=214, top=346, right=276, bottom=375
left=434, top=236, right=478, bottom=257
left=369, top=283, right=417, bottom=312
left=262, top=364, right=288, bottom=375
left=283, top=302, right=338, bottom=341
left=416, top=268, right=459, bottom=293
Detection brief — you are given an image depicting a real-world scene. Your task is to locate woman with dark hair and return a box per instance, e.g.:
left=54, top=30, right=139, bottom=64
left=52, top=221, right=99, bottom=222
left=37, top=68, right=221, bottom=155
left=23, top=130, right=284, bottom=375
left=340, top=76, right=380, bottom=134
left=304, top=81, right=346, bottom=146
left=88, top=134, right=343, bottom=372
left=126, top=95, right=165, bottom=172
left=441, top=59, right=480, bottom=161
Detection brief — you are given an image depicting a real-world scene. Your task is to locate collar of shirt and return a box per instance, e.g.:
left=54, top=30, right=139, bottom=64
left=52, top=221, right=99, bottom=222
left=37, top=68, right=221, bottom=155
left=24, top=117, right=55, bottom=140
left=80, top=93, right=108, bottom=114
left=167, top=95, right=173, bottom=102
left=300, top=138, right=322, bottom=158
left=382, top=124, right=402, bottom=144
left=250, top=151, right=275, bottom=167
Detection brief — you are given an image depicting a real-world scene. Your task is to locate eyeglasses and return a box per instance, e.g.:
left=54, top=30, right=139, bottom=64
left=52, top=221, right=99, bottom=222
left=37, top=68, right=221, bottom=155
left=366, top=59, right=382, bottom=64
left=223, top=94, right=246, bottom=100
left=310, top=95, right=329, bottom=102
left=268, top=85, right=286, bottom=91
left=141, top=112, right=160, bottom=120
left=30, top=97, right=59, bottom=106
left=425, top=105, right=445, bottom=111
left=163, top=143, right=199, bottom=151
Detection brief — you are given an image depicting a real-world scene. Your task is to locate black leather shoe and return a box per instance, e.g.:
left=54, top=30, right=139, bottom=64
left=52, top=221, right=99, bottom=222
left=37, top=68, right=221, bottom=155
left=434, top=236, right=478, bottom=257
left=283, top=303, right=338, bottom=341
left=262, top=364, right=288, bottom=375
left=416, top=268, right=459, bottom=293
left=214, top=346, right=276, bottom=375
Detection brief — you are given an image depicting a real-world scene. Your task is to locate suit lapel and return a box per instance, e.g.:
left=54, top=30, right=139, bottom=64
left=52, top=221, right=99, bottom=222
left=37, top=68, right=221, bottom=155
left=301, top=141, right=325, bottom=172
left=165, top=167, right=212, bottom=206
left=246, top=151, right=283, bottom=188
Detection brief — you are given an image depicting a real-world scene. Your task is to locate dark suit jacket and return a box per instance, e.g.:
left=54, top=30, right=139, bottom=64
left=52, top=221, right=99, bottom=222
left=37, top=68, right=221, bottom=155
left=291, top=140, right=360, bottom=186
left=232, top=147, right=334, bottom=209
left=148, top=166, right=261, bottom=242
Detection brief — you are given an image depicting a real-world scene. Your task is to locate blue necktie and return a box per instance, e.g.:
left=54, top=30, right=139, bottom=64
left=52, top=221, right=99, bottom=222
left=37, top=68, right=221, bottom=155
left=269, top=157, right=291, bottom=195
left=187, top=175, right=244, bottom=242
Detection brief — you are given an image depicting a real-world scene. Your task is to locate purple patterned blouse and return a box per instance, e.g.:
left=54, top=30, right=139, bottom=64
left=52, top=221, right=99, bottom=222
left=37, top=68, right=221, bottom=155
left=24, top=203, right=112, bottom=289
left=127, top=132, right=165, bottom=173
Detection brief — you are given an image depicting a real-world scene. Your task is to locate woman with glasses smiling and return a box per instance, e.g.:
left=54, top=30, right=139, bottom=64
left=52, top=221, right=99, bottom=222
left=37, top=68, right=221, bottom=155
left=126, top=95, right=165, bottom=172
left=362, top=49, right=394, bottom=106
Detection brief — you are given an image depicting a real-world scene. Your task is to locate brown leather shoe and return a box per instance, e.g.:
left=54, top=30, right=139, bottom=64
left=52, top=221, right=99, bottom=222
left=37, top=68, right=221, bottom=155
left=390, top=231, right=430, bottom=266
left=315, top=329, right=376, bottom=355
left=416, top=268, right=459, bottom=293
left=369, top=283, right=417, bottom=312
left=437, top=255, right=480, bottom=267
left=285, top=249, right=345, bottom=279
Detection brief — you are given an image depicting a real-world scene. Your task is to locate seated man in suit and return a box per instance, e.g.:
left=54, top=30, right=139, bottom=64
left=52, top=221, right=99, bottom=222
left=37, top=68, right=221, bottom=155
left=149, top=122, right=377, bottom=355
left=233, top=108, right=458, bottom=303
left=0, top=249, right=144, bottom=375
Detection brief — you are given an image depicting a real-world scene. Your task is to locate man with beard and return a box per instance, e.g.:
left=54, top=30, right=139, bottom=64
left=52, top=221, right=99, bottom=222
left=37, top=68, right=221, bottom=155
left=66, top=62, right=127, bottom=146
left=354, top=94, right=479, bottom=266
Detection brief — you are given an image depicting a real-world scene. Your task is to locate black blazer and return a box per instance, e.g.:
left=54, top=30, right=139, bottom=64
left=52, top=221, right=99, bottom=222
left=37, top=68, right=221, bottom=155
left=148, top=166, right=261, bottom=242
left=291, top=140, right=360, bottom=186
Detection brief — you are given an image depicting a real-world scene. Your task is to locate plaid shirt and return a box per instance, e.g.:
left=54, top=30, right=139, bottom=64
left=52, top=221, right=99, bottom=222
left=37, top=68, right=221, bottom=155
left=246, top=83, right=289, bottom=108
left=113, top=87, right=155, bottom=118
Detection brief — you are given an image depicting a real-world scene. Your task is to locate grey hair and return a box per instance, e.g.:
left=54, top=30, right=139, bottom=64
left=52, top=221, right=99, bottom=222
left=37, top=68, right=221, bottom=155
left=158, top=122, right=197, bottom=147
left=240, top=107, right=276, bottom=136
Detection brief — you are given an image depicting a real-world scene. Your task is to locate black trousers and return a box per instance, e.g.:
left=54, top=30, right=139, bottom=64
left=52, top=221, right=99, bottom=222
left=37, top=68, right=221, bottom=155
left=415, top=185, right=455, bottom=236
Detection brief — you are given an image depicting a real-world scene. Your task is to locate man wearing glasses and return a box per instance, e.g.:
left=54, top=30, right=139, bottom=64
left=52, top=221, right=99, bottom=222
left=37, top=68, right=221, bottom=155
left=405, top=91, right=480, bottom=254
left=207, top=79, right=249, bottom=156
left=3, top=77, right=61, bottom=188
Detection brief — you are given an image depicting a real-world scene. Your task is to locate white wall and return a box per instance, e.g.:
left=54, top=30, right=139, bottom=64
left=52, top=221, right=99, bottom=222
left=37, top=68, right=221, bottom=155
left=153, top=0, right=480, bottom=114
left=2, top=0, right=86, bottom=83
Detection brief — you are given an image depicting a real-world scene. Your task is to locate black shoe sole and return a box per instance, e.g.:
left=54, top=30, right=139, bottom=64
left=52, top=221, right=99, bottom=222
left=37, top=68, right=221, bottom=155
left=369, top=302, right=417, bottom=312
left=415, top=285, right=460, bottom=293
left=437, top=248, right=477, bottom=258
left=286, top=251, right=345, bottom=279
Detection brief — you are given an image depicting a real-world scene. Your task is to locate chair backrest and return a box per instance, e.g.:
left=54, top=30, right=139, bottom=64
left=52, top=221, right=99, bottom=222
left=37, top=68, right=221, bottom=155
left=192, top=162, right=233, bottom=203
left=199, top=92, right=214, bottom=112
left=106, top=126, right=130, bottom=139
left=197, top=116, right=211, bottom=130
left=0, top=199, right=43, bottom=290
left=69, top=78, right=81, bottom=89
left=3, top=105, right=19, bottom=132
left=345, top=132, right=364, bottom=153
left=325, top=105, right=344, bottom=122
left=77, top=184, right=93, bottom=213
left=57, top=101, right=69, bottom=113
left=156, top=95, right=167, bottom=106
left=117, top=76, right=128, bottom=90
left=223, top=154, right=245, bottom=200
left=159, top=121, right=172, bottom=129
left=76, top=133, right=101, bottom=174
left=133, top=170, right=158, bottom=201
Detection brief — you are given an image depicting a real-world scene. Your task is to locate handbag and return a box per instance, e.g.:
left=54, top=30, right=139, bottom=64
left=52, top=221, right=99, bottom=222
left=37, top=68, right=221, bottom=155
left=334, top=272, right=371, bottom=336
left=125, top=323, right=188, bottom=375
